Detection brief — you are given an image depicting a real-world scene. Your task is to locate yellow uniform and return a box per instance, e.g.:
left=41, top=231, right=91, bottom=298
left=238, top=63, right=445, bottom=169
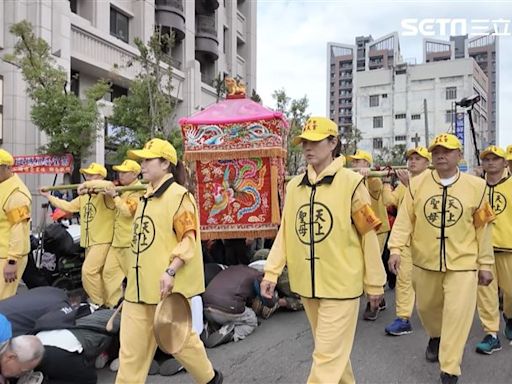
left=389, top=169, right=494, bottom=376
left=47, top=180, right=115, bottom=306
left=116, top=174, right=212, bottom=384
left=102, top=180, right=144, bottom=308
left=477, top=173, right=512, bottom=335
left=367, top=177, right=390, bottom=252
left=265, top=156, right=386, bottom=384
left=0, top=174, right=31, bottom=299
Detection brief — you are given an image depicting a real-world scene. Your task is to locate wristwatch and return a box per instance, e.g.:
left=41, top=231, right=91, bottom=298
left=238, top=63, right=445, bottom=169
left=7, top=260, right=16, bottom=265
left=165, top=267, right=176, bottom=277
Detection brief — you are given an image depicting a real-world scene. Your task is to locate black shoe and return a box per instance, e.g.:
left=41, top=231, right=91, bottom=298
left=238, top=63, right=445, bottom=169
left=207, top=370, right=223, bottom=384
left=426, top=337, right=440, bottom=362
left=363, top=302, right=379, bottom=321
left=379, top=298, right=387, bottom=311
left=440, top=372, right=458, bottom=384
left=204, top=324, right=234, bottom=348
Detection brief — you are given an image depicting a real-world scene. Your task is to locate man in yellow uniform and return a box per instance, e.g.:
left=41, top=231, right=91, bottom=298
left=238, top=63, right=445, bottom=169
left=102, top=159, right=144, bottom=308
left=261, top=117, right=386, bottom=384
left=388, top=133, right=494, bottom=384
left=507, top=145, right=512, bottom=173
left=383, top=147, right=431, bottom=335
left=0, top=149, right=32, bottom=299
left=348, top=149, right=389, bottom=320
left=475, top=145, right=512, bottom=353
left=40, top=163, right=115, bottom=306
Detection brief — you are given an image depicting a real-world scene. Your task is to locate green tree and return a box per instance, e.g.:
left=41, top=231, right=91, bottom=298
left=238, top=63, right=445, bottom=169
left=250, top=89, right=262, bottom=104
left=340, top=125, right=362, bottom=157
left=4, top=20, right=109, bottom=173
left=374, top=144, right=407, bottom=166
left=272, top=88, right=310, bottom=175
left=212, top=72, right=227, bottom=102
left=107, top=28, right=179, bottom=162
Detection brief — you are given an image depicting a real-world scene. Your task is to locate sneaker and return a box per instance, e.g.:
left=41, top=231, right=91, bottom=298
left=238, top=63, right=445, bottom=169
left=148, top=359, right=159, bottom=375
left=284, top=296, right=303, bottom=311
left=440, top=372, right=458, bottom=384
left=109, top=358, right=120, bottom=372
left=17, top=371, right=44, bottom=384
left=204, top=324, right=235, bottom=348
left=261, top=301, right=280, bottom=319
left=207, top=370, right=224, bottom=384
left=385, top=318, right=413, bottom=336
left=363, top=302, right=379, bottom=321
left=476, top=334, right=502, bottom=355
left=379, top=298, right=387, bottom=311
left=426, top=337, right=440, bottom=362
left=159, top=358, right=184, bottom=376
left=504, top=318, right=512, bottom=341
left=252, top=296, right=264, bottom=316
left=94, top=351, right=109, bottom=369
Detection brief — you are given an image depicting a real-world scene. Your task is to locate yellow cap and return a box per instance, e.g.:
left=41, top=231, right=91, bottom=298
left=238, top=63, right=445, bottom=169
left=348, top=149, right=373, bottom=165
left=406, top=146, right=431, bottom=161
left=480, top=145, right=506, bottom=160
left=0, top=149, right=14, bottom=166
left=79, top=162, right=107, bottom=178
left=292, top=117, right=338, bottom=145
left=128, top=138, right=177, bottom=166
left=506, top=145, right=512, bottom=161
left=113, top=159, right=141, bottom=173
left=428, top=133, right=462, bottom=152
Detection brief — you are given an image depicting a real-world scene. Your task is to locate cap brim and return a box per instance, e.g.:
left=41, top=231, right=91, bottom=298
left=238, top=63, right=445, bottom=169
left=128, top=149, right=160, bottom=160
left=480, top=150, right=505, bottom=160
left=292, top=132, right=330, bottom=146
left=79, top=168, right=96, bottom=175
left=406, top=149, right=430, bottom=160
left=113, top=165, right=134, bottom=172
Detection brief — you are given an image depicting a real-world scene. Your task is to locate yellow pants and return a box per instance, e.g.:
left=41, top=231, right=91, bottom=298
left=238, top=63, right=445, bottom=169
left=413, top=267, right=477, bottom=376
left=477, top=251, right=512, bottom=332
left=302, top=297, right=359, bottom=384
left=395, top=246, right=415, bottom=319
left=116, top=301, right=215, bottom=384
left=102, top=246, right=127, bottom=308
left=0, top=256, right=28, bottom=300
left=82, top=243, right=111, bottom=306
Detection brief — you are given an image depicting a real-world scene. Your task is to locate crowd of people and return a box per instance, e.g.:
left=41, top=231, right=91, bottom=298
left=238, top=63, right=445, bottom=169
left=0, top=114, right=511, bottom=383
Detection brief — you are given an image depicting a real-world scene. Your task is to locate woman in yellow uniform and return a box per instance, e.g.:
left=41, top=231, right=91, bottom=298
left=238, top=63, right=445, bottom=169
left=40, top=163, right=115, bottom=306
left=0, top=149, right=32, bottom=299
left=102, top=159, right=144, bottom=308
left=115, top=138, right=222, bottom=384
left=475, top=146, right=512, bottom=354
left=261, top=117, right=386, bottom=384
left=383, top=147, right=430, bottom=335
left=348, top=149, right=389, bottom=320
left=388, top=134, right=494, bottom=384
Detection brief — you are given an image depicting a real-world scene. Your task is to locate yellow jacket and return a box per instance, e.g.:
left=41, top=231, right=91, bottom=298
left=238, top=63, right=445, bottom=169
left=0, top=174, right=32, bottom=261
left=383, top=183, right=407, bottom=208
left=486, top=174, right=512, bottom=252
left=388, top=170, right=494, bottom=271
left=264, top=157, right=386, bottom=298
left=126, top=174, right=204, bottom=304
left=48, top=182, right=116, bottom=248
left=112, top=180, right=144, bottom=248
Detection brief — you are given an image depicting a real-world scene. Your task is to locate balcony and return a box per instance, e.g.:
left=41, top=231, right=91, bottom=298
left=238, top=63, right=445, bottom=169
left=236, top=54, right=246, bottom=80
left=195, top=0, right=219, bottom=15
left=155, top=0, right=185, bottom=41
left=236, top=10, right=246, bottom=44
left=195, top=14, right=219, bottom=62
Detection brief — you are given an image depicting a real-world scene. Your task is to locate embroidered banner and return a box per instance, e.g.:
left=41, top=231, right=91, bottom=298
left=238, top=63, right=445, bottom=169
left=12, top=154, right=74, bottom=174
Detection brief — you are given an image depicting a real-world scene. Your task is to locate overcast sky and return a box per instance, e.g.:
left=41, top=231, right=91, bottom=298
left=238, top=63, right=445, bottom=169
left=256, top=0, right=512, bottom=145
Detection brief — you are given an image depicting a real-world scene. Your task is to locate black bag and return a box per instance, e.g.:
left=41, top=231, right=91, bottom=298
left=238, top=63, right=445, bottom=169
left=43, top=223, right=76, bottom=257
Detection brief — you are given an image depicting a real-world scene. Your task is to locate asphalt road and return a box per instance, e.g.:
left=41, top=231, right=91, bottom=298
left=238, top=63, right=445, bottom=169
left=98, top=289, right=512, bottom=383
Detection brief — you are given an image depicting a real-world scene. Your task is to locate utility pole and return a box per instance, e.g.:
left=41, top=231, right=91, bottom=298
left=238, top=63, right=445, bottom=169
left=412, top=133, right=420, bottom=148
left=423, top=99, right=429, bottom=146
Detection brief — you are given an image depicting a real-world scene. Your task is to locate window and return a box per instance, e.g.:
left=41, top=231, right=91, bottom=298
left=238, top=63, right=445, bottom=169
left=223, top=26, right=228, bottom=54
left=445, top=110, right=453, bottom=123
left=105, top=84, right=129, bottom=102
left=70, top=70, right=80, bottom=97
left=110, top=7, right=129, bottom=43
left=373, top=116, right=383, bottom=128
left=369, top=95, right=379, bottom=107
left=373, top=138, right=383, bottom=149
left=411, top=114, right=421, bottom=120
left=395, top=135, right=406, bottom=141
left=446, top=87, right=457, bottom=100
left=382, top=94, right=388, bottom=98
left=69, top=0, right=78, bottom=14
left=395, top=113, right=406, bottom=119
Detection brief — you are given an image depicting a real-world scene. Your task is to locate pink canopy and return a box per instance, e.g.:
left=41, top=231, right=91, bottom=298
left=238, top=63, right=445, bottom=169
left=178, top=97, right=288, bottom=126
